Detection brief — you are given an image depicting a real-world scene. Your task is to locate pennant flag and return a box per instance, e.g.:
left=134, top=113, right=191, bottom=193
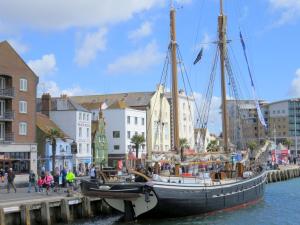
left=193, top=47, right=204, bottom=65
left=240, top=30, right=267, bottom=128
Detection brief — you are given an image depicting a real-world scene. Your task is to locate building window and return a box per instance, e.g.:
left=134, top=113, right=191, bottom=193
left=0, top=77, right=5, bottom=89
left=0, top=100, right=4, bottom=118
left=114, top=145, right=120, bottom=150
left=20, top=78, right=28, bottom=91
left=79, top=112, right=82, bottom=120
left=142, top=132, right=145, bottom=138
left=83, top=113, right=86, bottom=121
left=79, top=127, right=82, bottom=137
left=113, top=131, right=120, bottom=138
left=127, top=116, right=130, bottom=124
left=142, top=118, right=145, bottom=125
left=19, top=101, right=27, bottom=114
left=79, top=143, right=82, bottom=154
left=87, top=144, right=90, bottom=153
left=135, top=131, right=138, bottom=136
left=135, top=117, right=138, bottom=125
left=86, top=128, right=89, bottom=138
left=19, top=122, right=27, bottom=135
left=87, top=114, right=89, bottom=121
left=127, top=131, right=131, bottom=139
left=0, top=122, right=4, bottom=140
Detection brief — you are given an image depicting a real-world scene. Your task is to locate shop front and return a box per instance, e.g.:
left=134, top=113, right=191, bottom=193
left=0, top=144, right=37, bottom=174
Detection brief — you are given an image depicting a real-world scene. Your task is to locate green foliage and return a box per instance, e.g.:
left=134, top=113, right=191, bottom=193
left=207, top=140, right=218, bottom=152
left=247, top=141, right=257, bottom=151
left=282, top=138, right=293, bottom=149
left=131, top=134, right=145, bottom=159
left=45, top=128, right=64, bottom=172
left=179, top=138, right=189, bottom=148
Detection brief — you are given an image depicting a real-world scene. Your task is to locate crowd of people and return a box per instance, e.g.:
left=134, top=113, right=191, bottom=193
left=0, top=167, right=77, bottom=195
left=0, top=164, right=100, bottom=195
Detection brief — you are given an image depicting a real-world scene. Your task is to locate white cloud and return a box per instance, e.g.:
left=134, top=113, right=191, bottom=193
left=8, top=39, right=28, bottom=54
left=289, top=68, right=300, bottom=97
left=128, top=21, right=152, bottom=41
left=175, top=0, right=192, bottom=5
left=269, top=0, right=300, bottom=25
left=38, top=81, right=89, bottom=97
left=107, top=40, right=164, bottom=74
left=194, top=92, right=221, bottom=135
left=74, top=28, right=107, bottom=67
left=0, top=0, right=165, bottom=30
left=28, top=54, right=57, bottom=77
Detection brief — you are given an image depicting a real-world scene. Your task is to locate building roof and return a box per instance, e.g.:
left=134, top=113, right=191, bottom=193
left=0, top=41, right=38, bottom=79
left=37, top=96, right=89, bottom=112
left=107, top=100, right=127, bottom=109
left=36, top=113, right=69, bottom=138
left=70, top=91, right=154, bottom=108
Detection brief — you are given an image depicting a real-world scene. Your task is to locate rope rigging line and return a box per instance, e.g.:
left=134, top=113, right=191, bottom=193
left=224, top=48, right=246, bottom=149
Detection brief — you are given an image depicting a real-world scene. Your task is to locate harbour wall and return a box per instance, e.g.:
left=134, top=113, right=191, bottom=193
left=0, top=196, right=112, bottom=225
left=267, top=167, right=300, bottom=183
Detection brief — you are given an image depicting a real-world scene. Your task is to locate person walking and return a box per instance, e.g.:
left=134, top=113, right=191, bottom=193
left=0, top=168, right=4, bottom=183
left=28, top=170, right=38, bottom=193
left=66, top=170, right=75, bottom=186
left=60, top=167, right=67, bottom=187
left=90, top=164, right=96, bottom=180
left=43, top=171, right=53, bottom=195
left=7, top=168, right=16, bottom=193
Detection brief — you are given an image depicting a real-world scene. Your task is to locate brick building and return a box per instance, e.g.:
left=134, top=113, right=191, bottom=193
left=0, top=41, right=38, bottom=174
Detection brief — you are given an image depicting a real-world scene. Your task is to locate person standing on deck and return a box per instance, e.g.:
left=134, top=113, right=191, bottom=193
left=7, top=168, right=16, bottom=193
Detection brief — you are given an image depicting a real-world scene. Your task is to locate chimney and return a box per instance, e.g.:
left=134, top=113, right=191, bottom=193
left=41, top=93, right=51, bottom=117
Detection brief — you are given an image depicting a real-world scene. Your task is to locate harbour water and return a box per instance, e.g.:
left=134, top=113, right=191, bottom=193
left=71, top=178, right=300, bottom=225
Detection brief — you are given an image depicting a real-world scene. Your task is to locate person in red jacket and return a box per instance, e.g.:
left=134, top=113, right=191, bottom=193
left=43, top=171, right=53, bottom=195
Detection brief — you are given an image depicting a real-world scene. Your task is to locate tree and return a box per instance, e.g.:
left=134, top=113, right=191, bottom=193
left=207, top=140, right=218, bottom=152
left=179, top=138, right=189, bottom=148
left=131, top=134, right=145, bottom=159
left=283, top=138, right=293, bottom=149
left=247, top=141, right=257, bottom=151
left=45, top=128, right=63, bottom=172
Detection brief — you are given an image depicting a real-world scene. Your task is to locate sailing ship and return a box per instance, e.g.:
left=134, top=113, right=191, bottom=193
left=81, top=0, right=267, bottom=220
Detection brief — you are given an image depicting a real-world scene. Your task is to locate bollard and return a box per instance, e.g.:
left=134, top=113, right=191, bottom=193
left=41, top=202, right=51, bottom=225
left=82, top=197, right=92, bottom=218
left=61, top=199, right=71, bottom=223
left=20, top=205, right=31, bottom=225
left=0, top=208, right=5, bottom=225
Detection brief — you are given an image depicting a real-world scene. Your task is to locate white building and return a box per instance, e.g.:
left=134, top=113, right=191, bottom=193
left=37, top=94, right=92, bottom=170
left=166, top=90, right=195, bottom=149
left=103, top=100, right=147, bottom=167
left=71, top=85, right=171, bottom=160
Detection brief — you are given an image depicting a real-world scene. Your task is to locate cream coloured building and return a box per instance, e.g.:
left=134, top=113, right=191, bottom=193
left=166, top=90, right=195, bottom=149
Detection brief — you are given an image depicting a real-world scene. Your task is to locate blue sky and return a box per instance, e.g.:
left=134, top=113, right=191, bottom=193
left=1, top=0, right=300, bottom=133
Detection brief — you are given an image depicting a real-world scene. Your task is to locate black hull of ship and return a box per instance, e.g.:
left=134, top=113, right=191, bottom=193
left=141, top=172, right=267, bottom=218
left=80, top=172, right=267, bottom=220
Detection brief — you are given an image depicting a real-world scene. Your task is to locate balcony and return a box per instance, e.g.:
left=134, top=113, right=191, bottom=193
left=0, top=87, right=15, bottom=98
left=0, top=111, right=14, bottom=121
left=0, top=132, right=14, bottom=144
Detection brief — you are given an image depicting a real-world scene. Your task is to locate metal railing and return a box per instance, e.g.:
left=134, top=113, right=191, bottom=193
left=0, top=132, right=14, bottom=143
left=0, top=87, right=15, bottom=98
left=0, top=111, right=14, bottom=121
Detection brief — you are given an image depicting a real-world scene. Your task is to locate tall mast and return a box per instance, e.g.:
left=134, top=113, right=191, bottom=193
left=218, top=0, right=229, bottom=153
left=170, top=2, right=180, bottom=150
